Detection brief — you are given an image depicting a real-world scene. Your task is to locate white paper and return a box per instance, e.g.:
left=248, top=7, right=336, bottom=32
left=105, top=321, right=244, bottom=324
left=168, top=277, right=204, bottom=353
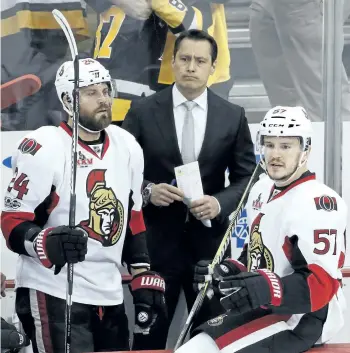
left=174, top=161, right=211, bottom=228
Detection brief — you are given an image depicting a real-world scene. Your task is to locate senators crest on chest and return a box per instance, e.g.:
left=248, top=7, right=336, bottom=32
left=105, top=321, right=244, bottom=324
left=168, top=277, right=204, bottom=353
left=78, top=169, right=124, bottom=247
left=247, top=213, right=274, bottom=272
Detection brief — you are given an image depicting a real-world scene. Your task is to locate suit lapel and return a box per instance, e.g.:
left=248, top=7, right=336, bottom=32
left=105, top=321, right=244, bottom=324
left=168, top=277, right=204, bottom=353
left=198, top=89, right=218, bottom=163
left=155, top=87, right=183, bottom=165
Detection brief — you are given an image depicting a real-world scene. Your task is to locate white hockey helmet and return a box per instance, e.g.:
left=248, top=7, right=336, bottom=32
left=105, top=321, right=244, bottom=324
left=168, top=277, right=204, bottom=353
left=257, top=106, right=313, bottom=182
left=258, top=106, right=312, bottom=152
left=55, top=58, right=114, bottom=116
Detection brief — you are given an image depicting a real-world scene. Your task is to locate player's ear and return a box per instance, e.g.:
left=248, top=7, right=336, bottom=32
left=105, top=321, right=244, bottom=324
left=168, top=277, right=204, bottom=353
left=210, top=59, right=217, bottom=75
left=62, top=94, right=72, bottom=111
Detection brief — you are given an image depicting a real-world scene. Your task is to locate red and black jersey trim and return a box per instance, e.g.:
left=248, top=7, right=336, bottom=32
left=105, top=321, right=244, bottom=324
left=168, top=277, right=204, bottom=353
left=278, top=235, right=340, bottom=313
left=1, top=186, right=59, bottom=255
left=268, top=172, right=315, bottom=203
left=59, top=122, right=110, bottom=159
left=121, top=190, right=150, bottom=268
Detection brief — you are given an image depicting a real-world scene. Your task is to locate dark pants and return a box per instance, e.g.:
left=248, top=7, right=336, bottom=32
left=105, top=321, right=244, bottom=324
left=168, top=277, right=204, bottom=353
left=16, top=287, right=130, bottom=353
left=132, top=270, right=225, bottom=350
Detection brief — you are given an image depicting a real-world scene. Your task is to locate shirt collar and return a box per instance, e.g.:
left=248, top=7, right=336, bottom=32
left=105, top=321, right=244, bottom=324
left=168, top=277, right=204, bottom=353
left=172, top=84, right=207, bottom=111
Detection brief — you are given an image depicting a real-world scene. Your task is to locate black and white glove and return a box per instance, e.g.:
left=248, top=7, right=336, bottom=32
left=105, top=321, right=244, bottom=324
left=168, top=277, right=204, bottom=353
left=193, top=258, right=248, bottom=295
left=130, top=271, right=167, bottom=335
left=1, top=318, right=30, bottom=351
left=33, top=226, right=88, bottom=274
left=218, top=269, right=284, bottom=314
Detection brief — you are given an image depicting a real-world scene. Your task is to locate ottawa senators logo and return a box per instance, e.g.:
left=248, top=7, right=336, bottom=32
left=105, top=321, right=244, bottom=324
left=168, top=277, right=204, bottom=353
left=79, top=169, right=124, bottom=246
left=247, top=213, right=274, bottom=271
left=314, top=195, right=338, bottom=212
left=18, top=138, right=42, bottom=156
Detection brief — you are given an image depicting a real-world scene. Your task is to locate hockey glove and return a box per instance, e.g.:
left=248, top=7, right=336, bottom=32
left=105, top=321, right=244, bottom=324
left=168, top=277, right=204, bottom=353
left=130, top=271, right=167, bottom=335
left=33, top=226, right=88, bottom=274
left=193, top=259, right=247, bottom=297
left=1, top=318, right=30, bottom=351
left=218, top=269, right=284, bottom=315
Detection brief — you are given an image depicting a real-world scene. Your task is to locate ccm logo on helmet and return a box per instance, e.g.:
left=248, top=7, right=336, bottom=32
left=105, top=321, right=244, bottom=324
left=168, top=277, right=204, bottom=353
left=268, top=124, right=284, bottom=127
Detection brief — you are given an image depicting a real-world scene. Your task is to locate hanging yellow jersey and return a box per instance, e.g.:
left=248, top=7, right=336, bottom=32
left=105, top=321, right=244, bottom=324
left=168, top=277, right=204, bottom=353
left=1, top=0, right=88, bottom=38
left=91, top=0, right=231, bottom=123
left=152, top=0, right=230, bottom=86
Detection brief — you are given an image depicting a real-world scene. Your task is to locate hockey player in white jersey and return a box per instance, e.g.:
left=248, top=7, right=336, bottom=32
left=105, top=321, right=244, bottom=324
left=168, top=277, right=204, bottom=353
left=175, top=106, right=347, bottom=353
left=1, top=58, right=167, bottom=353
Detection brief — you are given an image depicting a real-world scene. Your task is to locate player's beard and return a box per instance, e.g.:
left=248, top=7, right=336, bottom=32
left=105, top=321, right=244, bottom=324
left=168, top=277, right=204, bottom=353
left=79, top=107, right=112, bottom=132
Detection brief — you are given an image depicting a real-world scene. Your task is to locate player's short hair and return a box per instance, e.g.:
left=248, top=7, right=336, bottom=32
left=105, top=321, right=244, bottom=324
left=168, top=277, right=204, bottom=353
left=173, top=29, right=218, bottom=63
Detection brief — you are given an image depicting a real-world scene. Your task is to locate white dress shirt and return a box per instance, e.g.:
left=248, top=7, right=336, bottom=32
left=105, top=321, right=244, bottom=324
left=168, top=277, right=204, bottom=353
left=172, top=84, right=221, bottom=215
left=172, top=84, right=208, bottom=159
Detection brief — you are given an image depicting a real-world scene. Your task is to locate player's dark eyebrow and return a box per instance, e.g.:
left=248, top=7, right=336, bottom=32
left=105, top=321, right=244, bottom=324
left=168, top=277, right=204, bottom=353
left=181, top=54, right=208, bottom=61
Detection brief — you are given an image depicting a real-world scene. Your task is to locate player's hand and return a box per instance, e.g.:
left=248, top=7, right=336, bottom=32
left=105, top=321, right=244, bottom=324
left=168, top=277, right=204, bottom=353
left=33, top=226, right=88, bottom=274
left=193, top=259, right=247, bottom=297
left=218, top=269, right=284, bottom=314
left=130, top=271, right=167, bottom=334
left=111, top=0, right=152, bottom=20
left=190, top=195, right=220, bottom=220
left=1, top=318, right=30, bottom=349
left=1, top=272, right=6, bottom=297
left=150, top=183, right=184, bottom=207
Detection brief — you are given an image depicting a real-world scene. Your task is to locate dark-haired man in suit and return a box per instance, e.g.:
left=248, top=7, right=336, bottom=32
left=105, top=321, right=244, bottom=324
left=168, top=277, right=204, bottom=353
left=123, top=29, right=256, bottom=350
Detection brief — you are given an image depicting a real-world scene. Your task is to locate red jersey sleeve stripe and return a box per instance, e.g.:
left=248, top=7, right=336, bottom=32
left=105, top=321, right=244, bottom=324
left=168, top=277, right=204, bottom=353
left=129, top=210, right=146, bottom=235
left=307, top=263, right=340, bottom=312
left=216, top=314, right=291, bottom=350
left=1, top=211, right=35, bottom=249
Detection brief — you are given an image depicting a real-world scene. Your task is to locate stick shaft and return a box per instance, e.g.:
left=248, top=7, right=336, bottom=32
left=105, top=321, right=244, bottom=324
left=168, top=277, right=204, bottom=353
left=174, top=163, right=263, bottom=350
left=52, top=9, right=79, bottom=353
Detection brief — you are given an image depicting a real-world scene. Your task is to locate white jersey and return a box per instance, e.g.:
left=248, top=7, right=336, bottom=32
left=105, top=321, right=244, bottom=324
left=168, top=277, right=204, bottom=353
left=245, top=173, right=347, bottom=343
left=2, top=123, right=145, bottom=305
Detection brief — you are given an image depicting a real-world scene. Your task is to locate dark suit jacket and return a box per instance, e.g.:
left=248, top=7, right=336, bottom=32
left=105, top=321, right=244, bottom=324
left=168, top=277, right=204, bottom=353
left=122, top=86, right=256, bottom=274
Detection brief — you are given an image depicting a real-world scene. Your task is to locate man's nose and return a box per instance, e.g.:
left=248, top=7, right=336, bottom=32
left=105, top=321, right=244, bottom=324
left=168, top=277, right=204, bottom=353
left=187, top=58, right=196, bottom=72
left=97, top=95, right=111, bottom=105
left=270, top=147, right=282, bottom=158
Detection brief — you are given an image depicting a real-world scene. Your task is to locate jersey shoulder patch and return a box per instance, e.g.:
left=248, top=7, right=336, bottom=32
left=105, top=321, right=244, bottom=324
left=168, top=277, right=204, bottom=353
left=17, top=126, right=61, bottom=154
left=314, top=195, right=338, bottom=212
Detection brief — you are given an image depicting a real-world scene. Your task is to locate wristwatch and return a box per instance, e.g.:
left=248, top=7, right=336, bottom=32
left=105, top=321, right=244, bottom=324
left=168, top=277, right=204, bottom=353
left=142, top=183, right=154, bottom=206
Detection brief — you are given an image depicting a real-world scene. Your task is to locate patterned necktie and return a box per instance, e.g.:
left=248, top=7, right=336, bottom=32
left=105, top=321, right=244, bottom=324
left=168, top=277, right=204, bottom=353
left=181, top=101, right=197, bottom=164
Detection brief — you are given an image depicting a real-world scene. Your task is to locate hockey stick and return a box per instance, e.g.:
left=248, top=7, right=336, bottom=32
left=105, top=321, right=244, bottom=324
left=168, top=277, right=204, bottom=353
left=0, top=74, right=41, bottom=109
left=174, top=163, right=263, bottom=351
left=52, top=9, right=79, bottom=353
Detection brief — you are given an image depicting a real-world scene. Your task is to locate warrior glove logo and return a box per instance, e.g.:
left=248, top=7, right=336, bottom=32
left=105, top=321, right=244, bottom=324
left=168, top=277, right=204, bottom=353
left=141, top=276, right=166, bottom=291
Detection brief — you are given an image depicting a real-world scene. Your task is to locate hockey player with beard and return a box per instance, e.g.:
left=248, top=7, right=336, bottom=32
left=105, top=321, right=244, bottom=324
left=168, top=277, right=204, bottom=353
left=176, top=106, right=347, bottom=353
left=1, top=58, right=166, bottom=353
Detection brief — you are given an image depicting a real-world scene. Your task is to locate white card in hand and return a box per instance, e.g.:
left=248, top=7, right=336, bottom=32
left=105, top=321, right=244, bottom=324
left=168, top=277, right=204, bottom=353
left=174, top=161, right=211, bottom=228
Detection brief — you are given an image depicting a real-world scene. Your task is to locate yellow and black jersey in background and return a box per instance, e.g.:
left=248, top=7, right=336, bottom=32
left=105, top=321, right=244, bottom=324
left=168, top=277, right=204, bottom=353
left=1, top=0, right=88, bottom=39
left=88, top=0, right=231, bottom=123
left=1, top=0, right=89, bottom=131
